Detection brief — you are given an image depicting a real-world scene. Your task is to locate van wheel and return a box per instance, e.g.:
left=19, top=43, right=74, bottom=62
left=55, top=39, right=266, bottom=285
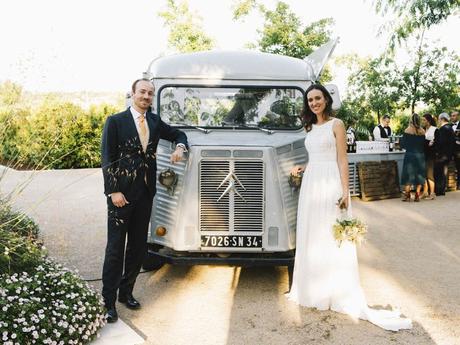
left=142, top=244, right=164, bottom=271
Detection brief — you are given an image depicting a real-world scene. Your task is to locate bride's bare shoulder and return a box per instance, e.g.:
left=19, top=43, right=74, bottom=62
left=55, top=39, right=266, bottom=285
left=332, top=118, right=345, bottom=130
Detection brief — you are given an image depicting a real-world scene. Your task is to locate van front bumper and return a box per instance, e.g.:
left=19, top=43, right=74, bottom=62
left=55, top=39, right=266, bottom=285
left=147, top=248, right=294, bottom=267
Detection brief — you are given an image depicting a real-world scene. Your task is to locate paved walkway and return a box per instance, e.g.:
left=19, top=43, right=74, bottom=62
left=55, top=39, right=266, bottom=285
left=92, top=319, right=144, bottom=345
left=1, top=165, right=459, bottom=345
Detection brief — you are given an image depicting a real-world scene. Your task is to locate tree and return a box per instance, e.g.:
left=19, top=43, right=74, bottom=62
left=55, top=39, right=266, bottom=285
left=234, top=1, right=333, bottom=59
left=373, top=0, right=460, bottom=48
left=342, top=44, right=459, bottom=132
left=232, top=0, right=263, bottom=19
left=0, top=80, right=22, bottom=106
left=398, top=44, right=460, bottom=115
left=158, top=0, right=215, bottom=53
left=344, top=54, right=401, bottom=122
left=233, top=1, right=334, bottom=81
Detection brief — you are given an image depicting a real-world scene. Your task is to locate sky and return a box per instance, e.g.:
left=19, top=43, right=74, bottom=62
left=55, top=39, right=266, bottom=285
left=0, top=0, right=458, bottom=95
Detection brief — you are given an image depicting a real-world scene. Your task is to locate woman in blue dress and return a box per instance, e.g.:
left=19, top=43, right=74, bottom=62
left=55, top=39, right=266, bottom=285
left=401, top=113, right=426, bottom=201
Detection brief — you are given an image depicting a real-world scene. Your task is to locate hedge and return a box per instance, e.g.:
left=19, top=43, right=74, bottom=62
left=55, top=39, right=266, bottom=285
left=0, top=100, right=119, bottom=169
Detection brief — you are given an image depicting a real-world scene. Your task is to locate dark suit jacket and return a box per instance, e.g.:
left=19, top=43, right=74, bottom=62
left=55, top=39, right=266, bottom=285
left=435, top=124, right=455, bottom=161
left=101, top=108, right=188, bottom=201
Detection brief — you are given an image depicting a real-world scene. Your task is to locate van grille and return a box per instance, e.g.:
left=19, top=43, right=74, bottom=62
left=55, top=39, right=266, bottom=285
left=234, top=161, right=264, bottom=231
left=200, top=160, right=264, bottom=232
left=200, top=161, right=230, bottom=231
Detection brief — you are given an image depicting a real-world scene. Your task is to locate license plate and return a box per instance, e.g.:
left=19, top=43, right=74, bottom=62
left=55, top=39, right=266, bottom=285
left=201, top=235, right=262, bottom=248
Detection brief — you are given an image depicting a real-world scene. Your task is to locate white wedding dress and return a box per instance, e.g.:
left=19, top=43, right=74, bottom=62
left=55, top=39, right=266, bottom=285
left=287, top=118, right=412, bottom=331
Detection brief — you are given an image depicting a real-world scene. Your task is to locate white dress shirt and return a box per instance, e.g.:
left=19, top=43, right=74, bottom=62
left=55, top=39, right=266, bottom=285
left=452, top=121, right=459, bottom=132
left=425, top=126, right=436, bottom=141
left=373, top=125, right=390, bottom=141
left=130, top=106, right=187, bottom=152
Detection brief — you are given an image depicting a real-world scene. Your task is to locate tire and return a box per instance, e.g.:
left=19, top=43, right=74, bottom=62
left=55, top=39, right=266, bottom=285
left=142, top=244, right=165, bottom=271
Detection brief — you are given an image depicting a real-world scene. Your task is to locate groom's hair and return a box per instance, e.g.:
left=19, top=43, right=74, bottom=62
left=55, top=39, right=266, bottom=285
left=131, top=78, right=154, bottom=93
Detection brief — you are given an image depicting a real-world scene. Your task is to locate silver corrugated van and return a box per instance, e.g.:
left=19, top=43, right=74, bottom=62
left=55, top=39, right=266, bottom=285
left=142, top=40, right=341, bottom=268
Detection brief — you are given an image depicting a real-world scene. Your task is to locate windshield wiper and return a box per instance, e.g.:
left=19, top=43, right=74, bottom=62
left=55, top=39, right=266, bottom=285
left=220, top=121, right=274, bottom=134
left=176, top=123, right=211, bottom=134
left=239, top=124, right=274, bottom=135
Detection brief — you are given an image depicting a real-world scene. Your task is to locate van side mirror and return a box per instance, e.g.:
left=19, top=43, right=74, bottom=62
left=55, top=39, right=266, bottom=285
left=324, top=84, right=341, bottom=110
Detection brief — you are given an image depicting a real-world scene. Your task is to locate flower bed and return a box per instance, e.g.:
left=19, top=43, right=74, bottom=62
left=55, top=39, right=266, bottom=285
left=0, top=201, right=106, bottom=344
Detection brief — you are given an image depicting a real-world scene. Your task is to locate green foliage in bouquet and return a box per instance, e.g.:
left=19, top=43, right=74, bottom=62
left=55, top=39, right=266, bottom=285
left=332, top=218, right=368, bottom=247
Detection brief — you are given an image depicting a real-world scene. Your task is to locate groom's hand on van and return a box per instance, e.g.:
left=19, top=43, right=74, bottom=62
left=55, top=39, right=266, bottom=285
left=170, top=146, right=185, bottom=163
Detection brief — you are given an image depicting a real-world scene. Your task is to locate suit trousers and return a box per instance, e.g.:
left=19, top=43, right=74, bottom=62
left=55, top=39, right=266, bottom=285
left=434, top=157, right=449, bottom=195
left=102, top=185, right=153, bottom=307
left=454, top=148, right=460, bottom=189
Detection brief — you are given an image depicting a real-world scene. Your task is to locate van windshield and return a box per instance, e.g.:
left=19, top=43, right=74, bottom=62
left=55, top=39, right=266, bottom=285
left=158, top=86, right=303, bottom=129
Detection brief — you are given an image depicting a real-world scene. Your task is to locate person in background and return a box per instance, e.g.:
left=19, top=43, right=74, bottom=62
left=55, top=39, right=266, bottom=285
left=346, top=122, right=357, bottom=152
left=420, top=113, right=438, bottom=200
left=400, top=113, right=426, bottom=202
left=373, top=114, right=392, bottom=141
left=434, top=113, right=455, bottom=196
left=450, top=110, right=460, bottom=190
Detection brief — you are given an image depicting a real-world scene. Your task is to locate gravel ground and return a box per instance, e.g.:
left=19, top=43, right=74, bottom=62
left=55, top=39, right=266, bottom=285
left=1, top=166, right=459, bottom=345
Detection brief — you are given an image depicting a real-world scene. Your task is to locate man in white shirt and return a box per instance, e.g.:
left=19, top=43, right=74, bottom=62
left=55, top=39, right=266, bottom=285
left=101, top=79, right=188, bottom=323
left=373, top=114, right=392, bottom=141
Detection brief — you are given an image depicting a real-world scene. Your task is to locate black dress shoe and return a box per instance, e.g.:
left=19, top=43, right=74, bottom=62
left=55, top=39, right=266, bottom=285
left=106, top=306, right=118, bottom=323
left=118, top=293, right=141, bottom=310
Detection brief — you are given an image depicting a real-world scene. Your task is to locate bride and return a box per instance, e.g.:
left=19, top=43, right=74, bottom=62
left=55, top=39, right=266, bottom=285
left=286, top=84, right=412, bottom=331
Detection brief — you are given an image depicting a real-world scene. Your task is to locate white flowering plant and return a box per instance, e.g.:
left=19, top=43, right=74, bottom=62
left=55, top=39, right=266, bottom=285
left=0, top=258, right=106, bottom=345
left=0, top=197, right=106, bottom=344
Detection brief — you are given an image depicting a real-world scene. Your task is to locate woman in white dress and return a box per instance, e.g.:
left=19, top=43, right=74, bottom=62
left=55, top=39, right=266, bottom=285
left=286, top=84, right=412, bottom=331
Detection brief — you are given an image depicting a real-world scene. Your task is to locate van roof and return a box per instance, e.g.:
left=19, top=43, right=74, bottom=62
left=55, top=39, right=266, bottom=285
left=149, top=50, right=314, bottom=81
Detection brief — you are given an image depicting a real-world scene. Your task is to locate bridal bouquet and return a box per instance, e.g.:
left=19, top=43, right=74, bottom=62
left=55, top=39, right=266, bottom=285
left=332, top=218, right=368, bottom=247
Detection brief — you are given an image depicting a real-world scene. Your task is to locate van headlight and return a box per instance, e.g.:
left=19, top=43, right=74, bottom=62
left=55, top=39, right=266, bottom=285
left=159, top=168, right=178, bottom=195
left=288, top=171, right=303, bottom=189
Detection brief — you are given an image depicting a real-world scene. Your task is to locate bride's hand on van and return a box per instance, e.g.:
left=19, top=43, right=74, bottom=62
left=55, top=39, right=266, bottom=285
left=291, top=166, right=305, bottom=176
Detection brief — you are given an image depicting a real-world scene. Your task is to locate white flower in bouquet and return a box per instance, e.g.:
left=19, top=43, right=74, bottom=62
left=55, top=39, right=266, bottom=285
left=332, top=218, right=368, bottom=247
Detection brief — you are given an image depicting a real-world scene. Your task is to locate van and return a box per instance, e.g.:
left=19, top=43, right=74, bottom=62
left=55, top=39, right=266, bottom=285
left=142, top=39, right=341, bottom=269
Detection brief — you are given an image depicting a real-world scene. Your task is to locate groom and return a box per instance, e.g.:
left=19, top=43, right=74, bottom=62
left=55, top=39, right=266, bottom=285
left=101, top=78, right=188, bottom=323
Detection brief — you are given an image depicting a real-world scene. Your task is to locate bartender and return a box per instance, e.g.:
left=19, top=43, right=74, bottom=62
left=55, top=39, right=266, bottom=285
left=373, top=114, right=392, bottom=141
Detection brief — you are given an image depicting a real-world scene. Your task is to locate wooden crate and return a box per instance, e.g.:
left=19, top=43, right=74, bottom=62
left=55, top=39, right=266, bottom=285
left=357, top=160, right=401, bottom=201
left=447, top=161, right=458, bottom=191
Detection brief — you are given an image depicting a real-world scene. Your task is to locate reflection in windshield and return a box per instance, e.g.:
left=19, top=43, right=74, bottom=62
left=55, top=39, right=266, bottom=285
left=159, top=87, right=303, bottom=129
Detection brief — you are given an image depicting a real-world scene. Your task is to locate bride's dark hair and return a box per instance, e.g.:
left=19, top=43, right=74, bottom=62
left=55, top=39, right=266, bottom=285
left=301, top=84, right=334, bottom=132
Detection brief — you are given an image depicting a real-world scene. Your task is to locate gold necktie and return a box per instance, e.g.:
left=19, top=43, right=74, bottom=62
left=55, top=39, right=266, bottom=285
left=139, top=115, right=148, bottom=152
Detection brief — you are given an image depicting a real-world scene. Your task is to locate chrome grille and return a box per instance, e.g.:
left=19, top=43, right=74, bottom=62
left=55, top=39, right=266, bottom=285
left=199, top=159, right=264, bottom=232
left=200, top=160, right=230, bottom=231
left=234, top=161, right=264, bottom=232
left=151, top=144, right=186, bottom=233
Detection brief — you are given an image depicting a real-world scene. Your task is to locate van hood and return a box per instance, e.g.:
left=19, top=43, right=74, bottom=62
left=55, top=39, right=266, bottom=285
left=181, top=129, right=306, bottom=148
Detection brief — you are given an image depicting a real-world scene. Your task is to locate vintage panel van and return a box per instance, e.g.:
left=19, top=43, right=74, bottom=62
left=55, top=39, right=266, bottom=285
left=141, top=39, right=340, bottom=268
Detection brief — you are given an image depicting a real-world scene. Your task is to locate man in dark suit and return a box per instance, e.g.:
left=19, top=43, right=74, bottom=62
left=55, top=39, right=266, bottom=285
left=101, top=78, right=188, bottom=323
left=434, top=113, right=455, bottom=196
left=450, top=110, right=460, bottom=190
